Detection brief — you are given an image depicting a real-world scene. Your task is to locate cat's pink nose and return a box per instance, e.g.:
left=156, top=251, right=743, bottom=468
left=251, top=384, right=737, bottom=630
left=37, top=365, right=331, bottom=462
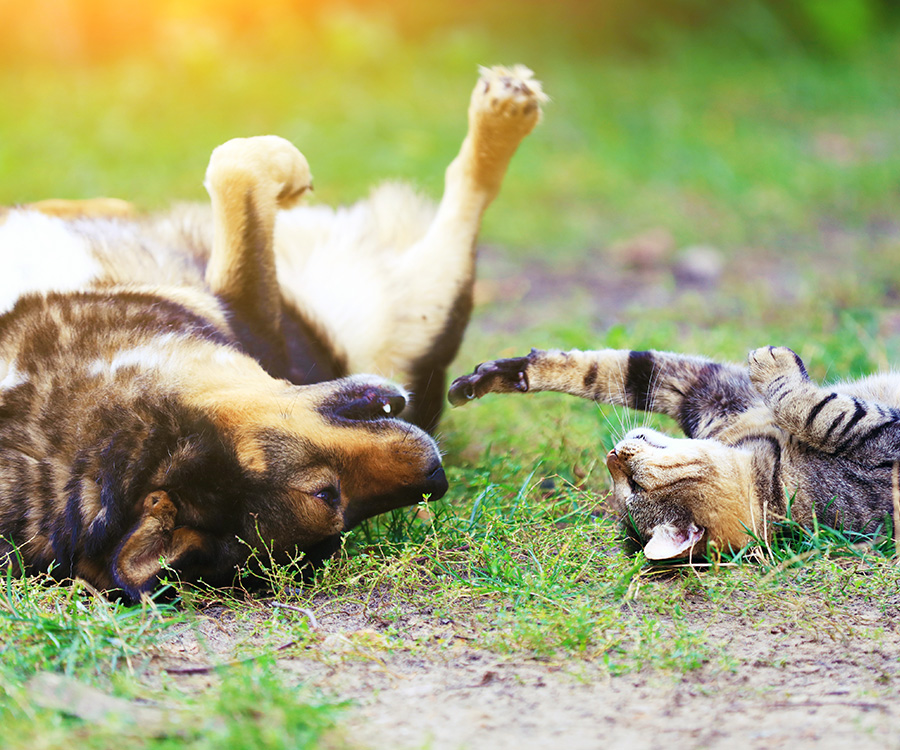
left=606, top=449, right=631, bottom=479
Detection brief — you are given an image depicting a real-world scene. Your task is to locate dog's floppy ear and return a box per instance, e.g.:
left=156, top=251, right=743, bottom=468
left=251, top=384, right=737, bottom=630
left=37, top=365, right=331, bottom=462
left=111, top=491, right=212, bottom=598
left=327, top=379, right=409, bottom=421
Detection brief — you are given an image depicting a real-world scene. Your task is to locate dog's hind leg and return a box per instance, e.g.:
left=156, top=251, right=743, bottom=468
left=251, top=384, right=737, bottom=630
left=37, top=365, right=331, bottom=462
left=390, top=65, right=547, bottom=431
left=204, top=136, right=313, bottom=377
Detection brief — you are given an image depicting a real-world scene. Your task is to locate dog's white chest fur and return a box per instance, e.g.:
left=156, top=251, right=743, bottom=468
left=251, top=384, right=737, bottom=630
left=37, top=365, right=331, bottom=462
left=0, top=211, right=101, bottom=312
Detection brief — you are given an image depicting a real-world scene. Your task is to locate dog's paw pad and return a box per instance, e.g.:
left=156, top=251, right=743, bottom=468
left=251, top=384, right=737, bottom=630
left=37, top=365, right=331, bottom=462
left=206, top=136, right=312, bottom=208
left=471, top=65, right=547, bottom=131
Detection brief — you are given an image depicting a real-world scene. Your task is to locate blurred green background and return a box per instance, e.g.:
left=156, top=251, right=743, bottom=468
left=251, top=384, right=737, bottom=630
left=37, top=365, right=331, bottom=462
left=2, top=0, right=897, bottom=254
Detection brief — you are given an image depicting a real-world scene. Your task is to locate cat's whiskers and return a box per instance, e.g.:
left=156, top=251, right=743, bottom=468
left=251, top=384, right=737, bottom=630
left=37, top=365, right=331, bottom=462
left=605, top=360, right=633, bottom=441
left=596, top=364, right=651, bottom=445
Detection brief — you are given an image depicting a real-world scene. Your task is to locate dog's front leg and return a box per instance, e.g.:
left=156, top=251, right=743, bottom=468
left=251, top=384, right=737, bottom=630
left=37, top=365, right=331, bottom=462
left=204, top=136, right=313, bottom=377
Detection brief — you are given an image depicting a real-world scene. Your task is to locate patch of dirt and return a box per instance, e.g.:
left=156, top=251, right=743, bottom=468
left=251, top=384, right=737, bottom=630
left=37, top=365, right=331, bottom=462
left=470, top=220, right=900, bottom=337
left=470, top=241, right=798, bottom=335
left=155, top=593, right=900, bottom=750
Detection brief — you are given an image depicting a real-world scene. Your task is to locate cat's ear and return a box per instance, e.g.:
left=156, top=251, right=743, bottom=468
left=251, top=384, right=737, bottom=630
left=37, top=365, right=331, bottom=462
left=643, top=522, right=704, bottom=560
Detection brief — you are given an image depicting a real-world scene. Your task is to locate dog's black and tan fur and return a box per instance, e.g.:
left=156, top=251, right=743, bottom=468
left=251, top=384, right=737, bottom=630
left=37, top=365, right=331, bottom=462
left=0, top=65, right=546, bottom=598
left=449, top=346, right=899, bottom=559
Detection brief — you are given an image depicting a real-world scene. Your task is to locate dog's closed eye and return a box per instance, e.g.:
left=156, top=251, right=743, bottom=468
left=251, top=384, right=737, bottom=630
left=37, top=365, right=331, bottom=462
left=314, top=485, right=341, bottom=507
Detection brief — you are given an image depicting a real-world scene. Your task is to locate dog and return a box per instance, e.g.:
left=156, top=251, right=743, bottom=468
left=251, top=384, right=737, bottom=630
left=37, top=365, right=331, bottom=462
left=0, top=65, right=545, bottom=598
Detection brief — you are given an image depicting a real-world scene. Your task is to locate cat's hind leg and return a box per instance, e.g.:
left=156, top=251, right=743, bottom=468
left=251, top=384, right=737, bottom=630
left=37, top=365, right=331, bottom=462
left=749, top=346, right=900, bottom=461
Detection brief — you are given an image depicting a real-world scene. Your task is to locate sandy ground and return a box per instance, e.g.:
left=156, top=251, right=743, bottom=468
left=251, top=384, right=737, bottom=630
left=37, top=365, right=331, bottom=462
left=155, top=589, right=900, bottom=750
left=311, top=619, right=900, bottom=750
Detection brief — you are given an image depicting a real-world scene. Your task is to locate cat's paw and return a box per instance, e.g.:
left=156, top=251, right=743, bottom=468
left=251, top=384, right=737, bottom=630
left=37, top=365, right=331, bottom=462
left=205, top=135, right=312, bottom=209
left=448, top=356, right=531, bottom=406
left=748, top=346, right=809, bottom=400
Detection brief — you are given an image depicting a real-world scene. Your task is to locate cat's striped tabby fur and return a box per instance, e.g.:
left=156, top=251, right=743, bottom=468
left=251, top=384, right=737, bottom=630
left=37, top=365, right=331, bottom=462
left=449, top=346, right=899, bottom=559
left=0, top=65, right=546, bottom=598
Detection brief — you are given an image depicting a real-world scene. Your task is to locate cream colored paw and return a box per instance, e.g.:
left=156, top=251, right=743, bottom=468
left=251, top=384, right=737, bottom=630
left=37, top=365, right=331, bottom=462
left=748, top=346, right=809, bottom=397
left=470, top=65, right=548, bottom=140
left=205, top=135, right=312, bottom=210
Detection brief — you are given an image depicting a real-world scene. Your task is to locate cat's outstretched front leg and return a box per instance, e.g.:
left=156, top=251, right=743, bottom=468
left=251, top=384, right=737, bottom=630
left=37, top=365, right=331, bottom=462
left=749, top=346, right=900, bottom=462
left=450, top=349, right=631, bottom=406
left=450, top=348, right=760, bottom=439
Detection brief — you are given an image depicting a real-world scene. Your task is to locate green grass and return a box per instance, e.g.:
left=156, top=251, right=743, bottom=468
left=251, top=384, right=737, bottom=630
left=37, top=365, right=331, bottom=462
left=0, top=570, right=175, bottom=677
left=0, top=657, right=344, bottom=750
left=1, top=6, right=900, bottom=747
left=0, top=569, right=344, bottom=749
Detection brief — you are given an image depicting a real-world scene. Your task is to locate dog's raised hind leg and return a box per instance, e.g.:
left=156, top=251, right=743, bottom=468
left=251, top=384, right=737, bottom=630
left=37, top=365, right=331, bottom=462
left=395, top=65, right=547, bottom=431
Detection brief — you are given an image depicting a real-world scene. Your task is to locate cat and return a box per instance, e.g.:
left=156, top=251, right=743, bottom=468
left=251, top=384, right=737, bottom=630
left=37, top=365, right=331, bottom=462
left=449, top=346, right=899, bottom=559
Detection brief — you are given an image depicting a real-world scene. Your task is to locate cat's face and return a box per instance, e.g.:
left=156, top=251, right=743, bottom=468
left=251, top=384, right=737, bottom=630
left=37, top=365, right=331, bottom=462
left=607, top=428, right=760, bottom=559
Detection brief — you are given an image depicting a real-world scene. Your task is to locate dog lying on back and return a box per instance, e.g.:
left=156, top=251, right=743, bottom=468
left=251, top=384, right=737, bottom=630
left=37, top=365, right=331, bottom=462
left=450, top=346, right=898, bottom=559
left=0, top=65, right=546, bottom=599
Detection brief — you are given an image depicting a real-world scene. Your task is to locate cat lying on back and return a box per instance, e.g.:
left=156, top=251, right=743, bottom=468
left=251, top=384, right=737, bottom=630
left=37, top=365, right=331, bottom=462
left=449, top=346, right=898, bottom=559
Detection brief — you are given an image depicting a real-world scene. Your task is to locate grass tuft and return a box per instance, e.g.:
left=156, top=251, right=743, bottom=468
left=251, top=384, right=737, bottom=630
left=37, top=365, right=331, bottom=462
left=0, top=564, right=178, bottom=678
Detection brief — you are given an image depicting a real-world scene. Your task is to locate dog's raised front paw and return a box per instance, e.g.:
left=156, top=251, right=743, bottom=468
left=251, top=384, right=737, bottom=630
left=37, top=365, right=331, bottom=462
left=205, top=135, right=312, bottom=209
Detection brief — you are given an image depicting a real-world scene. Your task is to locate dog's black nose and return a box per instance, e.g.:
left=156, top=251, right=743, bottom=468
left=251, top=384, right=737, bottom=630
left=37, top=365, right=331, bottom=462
left=423, top=465, right=448, bottom=500
left=325, top=378, right=409, bottom=421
